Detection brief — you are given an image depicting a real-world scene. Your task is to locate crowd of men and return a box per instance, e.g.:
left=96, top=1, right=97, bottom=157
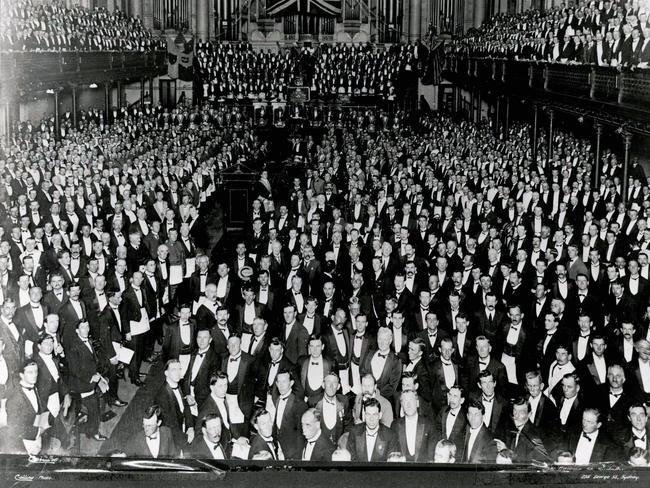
left=0, top=0, right=166, bottom=52
left=3, top=80, right=650, bottom=466
left=195, top=42, right=427, bottom=101
left=450, top=1, right=650, bottom=67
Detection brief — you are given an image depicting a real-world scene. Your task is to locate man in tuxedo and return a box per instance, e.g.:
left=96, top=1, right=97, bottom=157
left=154, top=359, right=195, bottom=451
left=300, top=408, right=336, bottom=461
left=296, top=334, right=334, bottom=406
left=494, top=397, right=549, bottom=463
left=464, top=336, right=508, bottom=397
left=558, top=372, right=585, bottom=435
left=391, top=390, right=436, bottom=462
left=273, top=369, right=308, bottom=459
left=221, top=334, right=256, bottom=431
left=125, top=404, right=179, bottom=458
left=66, top=320, right=107, bottom=442
left=360, top=326, right=402, bottom=402
left=435, top=385, right=467, bottom=454
left=182, top=328, right=219, bottom=410
left=524, top=370, right=560, bottom=451
left=187, top=413, right=232, bottom=459
left=314, top=372, right=351, bottom=446
left=281, top=303, right=309, bottom=364
left=474, top=370, right=508, bottom=434
left=459, top=399, right=497, bottom=463
left=563, top=408, right=621, bottom=464
left=346, top=397, right=399, bottom=461
left=620, top=403, right=650, bottom=453
left=5, top=360, right=47, bottom=454
left=122, top=272, right=150, bottom=386
left=351, top=373, right=395, bottom=428
left=593, top=364, right=635, bottom=442
left=249, top=407, right=283, bottom=459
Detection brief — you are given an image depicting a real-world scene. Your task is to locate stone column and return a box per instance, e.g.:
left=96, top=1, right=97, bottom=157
left=594, top=122, right=603, bottom=185
left=474, top=0, right=485, bottom=28
left=3, top=100, right=11, bottom=144
left=495, top=97, right=501, bottom=137
left=504, top=96, right=510, bottom=140
left=105, top=82, right=111, bottom=121
left=130, top=0, right=143, bottom=19
left=409, top=0, right=421, bottom=41
left=54, top=90, right=60, bottom=140
left=531, top=103, right=539, bottom=164
left=547, top=109, right=554, bottom=163
left=71, top=85, right=78, bottom=129
left=622, top=131, right=633, bottom=205
left=470, top=89, right=475, bottom=123
left=197, top=0, right=210, bottom=41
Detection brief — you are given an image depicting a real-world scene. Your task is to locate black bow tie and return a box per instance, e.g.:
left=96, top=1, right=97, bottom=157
left=271, top=361, right=280, bottom=367
left=377, top=353, right=387, bottom=359
left=482, top=396, right=494, bottom=403
left=580, top=333, right=590, bottom=338
left=609, top=391, right=622, bottom=398
left=147, top=435, right=158, bottom=440
left=22, top=385, right=35, bottom=391
left=197, top=352, right=206, bottom=358
left=230, top=357, right=239, bottom=362
left=170, top=386, right=179, bottom=390
left=582, top=432, right=592, bottom=442
left=311, top=361, right=320, bottom=366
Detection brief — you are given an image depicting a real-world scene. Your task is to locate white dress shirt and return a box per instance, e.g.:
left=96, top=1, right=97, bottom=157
left=227, top=354, right=241, bottom=383
left=365, top=428, right=379, bottom=461
left=370, top=350, right=389, bottom=381
left=575, top=429, right=599, bottom=465
left=467, top=426, right=482, bottom=458
left=307, top=356, right=324, bottom=391
left=559, top=395, right=578, bottom=425
left=145, top=433, right=161, bottom=458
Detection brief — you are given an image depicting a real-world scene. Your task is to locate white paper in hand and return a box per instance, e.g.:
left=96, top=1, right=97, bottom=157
left=185, top=258, right=196, bottom=278
left=231, top=442, right=251, bottom=460
left=170, top=265, right=184, bottom=285
left=47, top=392, right=61, bottom=418
left=118, top=346, right=135, bottom=364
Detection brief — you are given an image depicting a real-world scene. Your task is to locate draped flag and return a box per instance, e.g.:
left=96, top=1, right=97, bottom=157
left=167, top=37, right=194, bottom=81
left=267, top=0, right=341, bottom=16
left=421, top=41, right=443, bottom=86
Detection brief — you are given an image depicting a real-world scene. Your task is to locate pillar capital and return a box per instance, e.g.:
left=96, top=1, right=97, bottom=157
left=622, top=130, right=633, bottom=148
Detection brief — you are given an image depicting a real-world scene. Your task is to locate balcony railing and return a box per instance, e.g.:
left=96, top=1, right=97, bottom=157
left=443, top=54, right=650, bottom=115
left=0, top=51, right=168, bottom=88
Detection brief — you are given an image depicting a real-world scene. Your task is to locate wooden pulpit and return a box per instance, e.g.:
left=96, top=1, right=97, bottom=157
left=220, top=162, right=257, bottom=231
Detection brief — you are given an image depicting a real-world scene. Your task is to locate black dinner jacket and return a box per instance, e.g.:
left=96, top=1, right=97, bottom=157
left=154, top=381, right=194, bottom=450
left=346, top=423, right=400, bottom=462
left=391, top=414, right=437, bottom=462
left=125, top=426, right=179, bottom=458
left=181, top=347, right=220, bottom=408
